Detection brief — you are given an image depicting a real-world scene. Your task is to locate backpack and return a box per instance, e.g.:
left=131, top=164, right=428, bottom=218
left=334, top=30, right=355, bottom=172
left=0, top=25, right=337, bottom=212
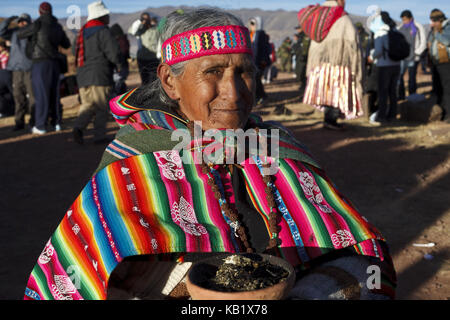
left=385, top=29, right=410, bottom=61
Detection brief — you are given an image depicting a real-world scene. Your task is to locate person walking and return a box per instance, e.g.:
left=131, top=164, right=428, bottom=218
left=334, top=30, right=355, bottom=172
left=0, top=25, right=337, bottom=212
left=428, top=9, right=450, bottom=122
left=17, top=2, right=70, bottom=135
left=0, top=14, right=35, bottom=130
left=299, top=0, right=364, bottom=130
left=128, top=12, right=160, bottom=85
left=397, top=10, right=427, bottom=100
left=72, top=1, right=120, bottom=145
left=367, top=11, right=401, bottom=124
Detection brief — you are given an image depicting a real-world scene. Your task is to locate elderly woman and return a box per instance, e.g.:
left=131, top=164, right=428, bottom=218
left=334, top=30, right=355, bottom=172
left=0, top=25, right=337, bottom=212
left=24, top=9, right=395, bottom=300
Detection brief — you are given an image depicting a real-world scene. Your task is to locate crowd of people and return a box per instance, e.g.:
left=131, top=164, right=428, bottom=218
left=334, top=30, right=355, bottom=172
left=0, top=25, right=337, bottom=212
left=0, top=0, right=447, bottom=140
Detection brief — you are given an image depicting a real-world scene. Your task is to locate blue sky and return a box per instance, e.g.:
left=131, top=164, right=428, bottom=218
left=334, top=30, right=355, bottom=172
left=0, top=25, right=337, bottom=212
left=1, top=0, right=449, bottom=24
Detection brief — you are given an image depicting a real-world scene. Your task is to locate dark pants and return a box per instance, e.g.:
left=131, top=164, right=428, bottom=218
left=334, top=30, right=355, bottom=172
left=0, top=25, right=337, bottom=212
left=432, top=64, right=443, bottom=105
left=435, top=62, right=450, bottom=121
left=31, top=60, right=61, bottom=130
left=12, top=70, right=35, bottom=127
left=137, top=58, right=159, bottom=85
left=376, top=65, right=400, bottom=121
left=365, top=64, right=379, bottom=115
left=398, top=60, right=418, bottom=99
left=295, top=60, right=307, bottom=84
left=0, top=69, right=14, bottom=116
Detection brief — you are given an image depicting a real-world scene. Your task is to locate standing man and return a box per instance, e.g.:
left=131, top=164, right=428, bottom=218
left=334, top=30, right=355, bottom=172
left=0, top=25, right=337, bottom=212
left=128, top=12, right=159, bottom=85
left=428, top=9, right=450, bottom=122
left=0, top=14, right=35, bottom=131
left=277, top=37, right=293, bottom=72
left=291, top=27, right=310, bottom=97
left=248, top=16, right=271, bottom=105
left=17, top=2, right=70, bottom=135
left=397, top=10, right=426, bottom=100
left=299, top=0, right=364, bottom=130
left=72, top=1, right=120, bottom=145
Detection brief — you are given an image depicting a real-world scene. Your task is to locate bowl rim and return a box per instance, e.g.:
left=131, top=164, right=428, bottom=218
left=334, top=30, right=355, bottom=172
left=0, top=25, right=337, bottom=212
left=186, top=253, right=296, bottom=298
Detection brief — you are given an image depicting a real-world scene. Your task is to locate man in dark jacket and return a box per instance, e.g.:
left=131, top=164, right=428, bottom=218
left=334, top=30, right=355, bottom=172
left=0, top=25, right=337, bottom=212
left=248, top=16, right=271, bottom=104
left=17, top=2, right=70, bottom=134
left=72, top=1, right=120, bottom=144
left=0, top=13, right=35, bottom=131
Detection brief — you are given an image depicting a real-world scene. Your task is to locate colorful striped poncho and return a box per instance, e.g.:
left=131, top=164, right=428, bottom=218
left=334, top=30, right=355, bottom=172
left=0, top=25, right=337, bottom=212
left=24, top=89, right=395, bottom=300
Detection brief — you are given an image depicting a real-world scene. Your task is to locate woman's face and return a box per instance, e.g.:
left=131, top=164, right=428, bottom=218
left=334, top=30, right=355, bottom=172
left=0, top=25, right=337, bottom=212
left=172, top=53, right=256, bottom=130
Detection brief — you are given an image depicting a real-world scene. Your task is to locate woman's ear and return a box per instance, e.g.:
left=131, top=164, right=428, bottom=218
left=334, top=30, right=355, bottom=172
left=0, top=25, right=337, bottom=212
left=158, top=63, right=180, bottom=101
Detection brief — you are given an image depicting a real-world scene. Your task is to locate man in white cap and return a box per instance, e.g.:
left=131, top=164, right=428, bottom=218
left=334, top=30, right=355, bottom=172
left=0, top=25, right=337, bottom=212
left=73, top=1, right=121, bottom=144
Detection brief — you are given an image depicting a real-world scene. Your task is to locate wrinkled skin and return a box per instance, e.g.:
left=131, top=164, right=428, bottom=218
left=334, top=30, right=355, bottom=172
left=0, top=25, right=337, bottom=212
left=159, top=53, right=256, bottom=130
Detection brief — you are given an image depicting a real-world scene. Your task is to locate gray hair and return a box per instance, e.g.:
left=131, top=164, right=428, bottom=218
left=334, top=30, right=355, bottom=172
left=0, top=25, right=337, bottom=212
left=135, top=8, right=245, bottom=108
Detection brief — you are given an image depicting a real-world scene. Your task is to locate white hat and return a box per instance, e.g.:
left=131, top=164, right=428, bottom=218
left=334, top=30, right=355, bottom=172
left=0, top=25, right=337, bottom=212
left=87, top=1, right=110, bottom=21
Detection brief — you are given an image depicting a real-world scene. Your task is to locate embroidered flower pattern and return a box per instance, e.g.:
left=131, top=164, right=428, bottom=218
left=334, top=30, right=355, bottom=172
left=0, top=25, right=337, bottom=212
left=171, top=196, right=207, bottom=236
left=155, top=151, right=185, bottom=181
left=54, top=275, right=77, bottom=295
left=38, top=240, right=54, bottom=265
left=331, top=229, right=356, bottom=248
left=299, top=171, right=332, bottom=213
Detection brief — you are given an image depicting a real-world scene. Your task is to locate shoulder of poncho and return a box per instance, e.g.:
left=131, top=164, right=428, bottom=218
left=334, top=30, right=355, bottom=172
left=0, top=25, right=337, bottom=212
left=247, top=116, right=322, bottom=169
left=94, top=113, right=321, bottom=174
left=93, top=126, right=179, bottom=174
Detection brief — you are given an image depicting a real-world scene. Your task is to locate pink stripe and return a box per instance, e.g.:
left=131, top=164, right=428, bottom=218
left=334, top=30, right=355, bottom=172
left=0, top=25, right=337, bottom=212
left=37, top=242, right=84, bottom=300
left=153, top=151, right=211, bottom=251
left=276, top=159, right=319, bottom=249
left=162, top=25, right=252, bottom=66
left=24, top=275, right=45, bottom=300
left=195, top=164, right=236, bottom=251
left=108, top=143, right=134, bottom=158
left=296, top=162, right=357, bottom=249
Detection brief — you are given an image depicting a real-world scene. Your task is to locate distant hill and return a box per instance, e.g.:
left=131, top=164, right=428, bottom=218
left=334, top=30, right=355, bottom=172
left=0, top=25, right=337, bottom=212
left=57, top=5, right=372, bottom=58
left=3, top=5, right=426, bottom=58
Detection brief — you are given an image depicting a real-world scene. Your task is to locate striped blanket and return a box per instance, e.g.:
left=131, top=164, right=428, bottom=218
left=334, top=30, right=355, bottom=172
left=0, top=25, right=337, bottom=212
left=24, top=90, right=395, bottom=300
left=297, top=4, right=346, bottom=42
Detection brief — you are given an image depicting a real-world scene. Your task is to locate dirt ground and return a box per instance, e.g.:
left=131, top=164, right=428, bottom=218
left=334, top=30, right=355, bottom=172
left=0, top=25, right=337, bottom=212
left=0, top=69, right=448, bottom=300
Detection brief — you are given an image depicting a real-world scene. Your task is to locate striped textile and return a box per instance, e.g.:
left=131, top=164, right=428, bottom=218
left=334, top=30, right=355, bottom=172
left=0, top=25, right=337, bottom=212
left=303, top=63, right=363, bottom=119
left=297, top=4, right=346, bottom=42
left=161, top=25, right=253, bottom=66
left=23, top=91, right=393, bottom=300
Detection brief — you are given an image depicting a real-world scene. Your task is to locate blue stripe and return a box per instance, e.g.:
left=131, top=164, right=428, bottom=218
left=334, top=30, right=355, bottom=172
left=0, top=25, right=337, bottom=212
left=94, top=172, right=136, bottom=262
left=110, top=141, right=139, bottom=156
left=253, top=156, right=310, bottom=262
left=80, top=181, right=117, bottom=274
left=210, top=167, right=241, bottom=252
left=106, top=146, right=128, bottom=159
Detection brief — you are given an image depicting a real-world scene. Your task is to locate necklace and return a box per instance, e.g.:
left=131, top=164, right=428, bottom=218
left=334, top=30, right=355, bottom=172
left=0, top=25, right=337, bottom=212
left=187, top=121, right=280, bottom=254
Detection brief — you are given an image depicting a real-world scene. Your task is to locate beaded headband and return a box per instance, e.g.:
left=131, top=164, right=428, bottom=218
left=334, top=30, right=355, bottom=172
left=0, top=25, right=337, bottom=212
left=161, top=25, right=253, bottom=65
